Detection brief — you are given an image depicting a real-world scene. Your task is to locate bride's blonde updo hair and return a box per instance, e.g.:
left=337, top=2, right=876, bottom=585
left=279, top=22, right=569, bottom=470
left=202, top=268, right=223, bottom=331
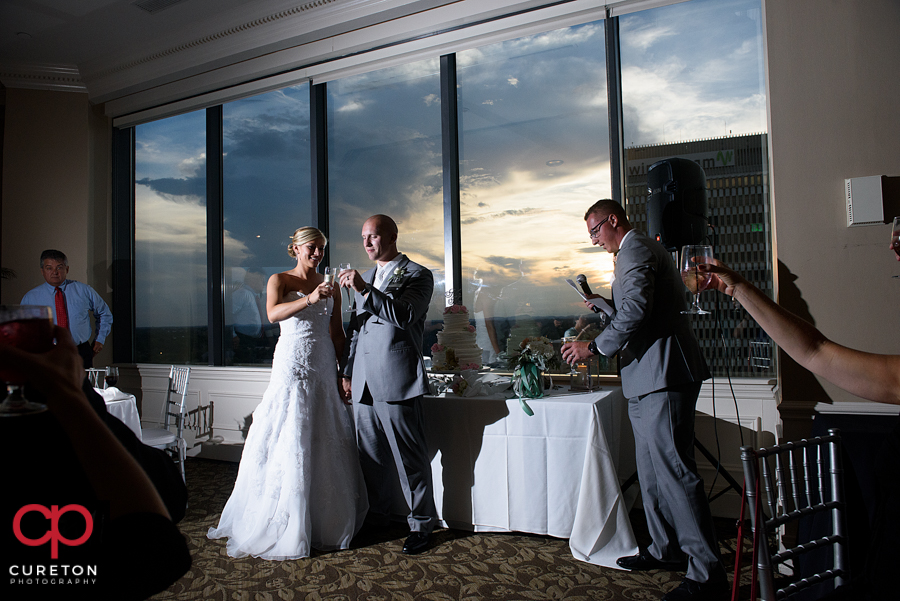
left=287, top=226, right=327, bottom=258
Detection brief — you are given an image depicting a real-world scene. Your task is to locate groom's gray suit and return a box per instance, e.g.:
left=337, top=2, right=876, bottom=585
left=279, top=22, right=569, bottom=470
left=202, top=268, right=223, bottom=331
left=593, top=230, right=722, bottom=584
left=343, top=254, right=437, bottom=534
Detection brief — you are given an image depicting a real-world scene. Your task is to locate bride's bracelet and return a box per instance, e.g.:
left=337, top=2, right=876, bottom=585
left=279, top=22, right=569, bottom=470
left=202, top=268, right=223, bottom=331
left=307, top=296, right=317, bottom=308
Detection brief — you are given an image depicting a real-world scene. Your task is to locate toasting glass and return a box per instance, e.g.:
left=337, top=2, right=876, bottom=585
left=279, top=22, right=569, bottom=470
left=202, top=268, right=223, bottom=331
left=0, top=305, right=54, bottom=416
left=339, top=262, right=354, bottom=313
left=680, top=245, right=714, bottom=315
left=322, top=267, right=335, bottom=315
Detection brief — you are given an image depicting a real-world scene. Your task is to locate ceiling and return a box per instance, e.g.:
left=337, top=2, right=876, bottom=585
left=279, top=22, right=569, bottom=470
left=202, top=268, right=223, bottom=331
left=0, top=0, right=459, bottom=104
left=0, top=0, right=262, bottom=66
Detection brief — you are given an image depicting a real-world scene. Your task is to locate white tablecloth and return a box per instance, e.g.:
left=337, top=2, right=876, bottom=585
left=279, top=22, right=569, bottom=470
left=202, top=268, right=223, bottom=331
left=95, top=387, right=142, bottom=442
left=423, top=386, right=639, bottom=569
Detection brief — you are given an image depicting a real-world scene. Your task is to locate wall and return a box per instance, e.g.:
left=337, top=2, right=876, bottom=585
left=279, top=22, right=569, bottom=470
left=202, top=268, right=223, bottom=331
left=763, top=0, right=900, bottom=437
left=0, top=88, right=113, bottom=366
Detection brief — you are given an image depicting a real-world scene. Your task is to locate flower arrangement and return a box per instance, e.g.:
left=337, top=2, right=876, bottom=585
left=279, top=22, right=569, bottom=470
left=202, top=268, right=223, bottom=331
left=506, top=336, right=560, bottom=372
left=451, top=374, right=468, bottom=396
left=507, top=336, right=561, bottom=415
left=444, top=304, right=468, bottom=314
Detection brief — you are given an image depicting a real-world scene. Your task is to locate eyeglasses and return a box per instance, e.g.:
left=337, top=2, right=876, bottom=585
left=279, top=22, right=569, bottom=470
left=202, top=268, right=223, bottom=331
left=588, top=215, right=611, bottom=240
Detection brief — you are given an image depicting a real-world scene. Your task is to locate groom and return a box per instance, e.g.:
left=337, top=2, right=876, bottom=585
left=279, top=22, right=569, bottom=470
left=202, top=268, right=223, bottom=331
left=340, top=214, right=437, bottom=555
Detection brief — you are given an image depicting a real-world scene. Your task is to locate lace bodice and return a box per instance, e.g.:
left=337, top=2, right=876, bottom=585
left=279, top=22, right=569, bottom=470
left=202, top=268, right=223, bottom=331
left=277, top=290, right=333, bottom=339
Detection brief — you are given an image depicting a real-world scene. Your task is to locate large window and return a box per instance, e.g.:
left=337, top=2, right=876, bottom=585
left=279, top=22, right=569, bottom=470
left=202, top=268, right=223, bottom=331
left=123, top=0, right=772, bottom=373
left=620, top=0, right=772, bottom=377
left=223, top=84, right=312, bottom=366
left=326, top=58, right=445, bottom=329
left=457, top=22, right=611, bottom=367
left=134, top=111, right=208, bottom=363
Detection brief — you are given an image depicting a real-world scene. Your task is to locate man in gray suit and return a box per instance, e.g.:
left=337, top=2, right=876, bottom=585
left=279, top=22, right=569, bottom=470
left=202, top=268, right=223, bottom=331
left=339, top=214, right=437, bottom=555
left=562, top=200, right=726, bottom=601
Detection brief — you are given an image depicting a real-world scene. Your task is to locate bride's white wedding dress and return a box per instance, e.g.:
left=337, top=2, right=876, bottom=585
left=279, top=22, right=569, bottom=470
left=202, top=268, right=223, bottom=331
left=208, top=292, right=367, bottom=560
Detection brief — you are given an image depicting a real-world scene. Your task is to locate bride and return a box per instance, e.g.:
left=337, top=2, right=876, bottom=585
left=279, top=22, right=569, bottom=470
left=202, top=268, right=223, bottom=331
left=208, top=226, right=367, bottom=559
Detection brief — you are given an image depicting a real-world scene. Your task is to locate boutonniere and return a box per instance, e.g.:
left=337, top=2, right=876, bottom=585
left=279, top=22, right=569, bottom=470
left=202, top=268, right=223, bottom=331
left=388, top=267, right=408, bottom=286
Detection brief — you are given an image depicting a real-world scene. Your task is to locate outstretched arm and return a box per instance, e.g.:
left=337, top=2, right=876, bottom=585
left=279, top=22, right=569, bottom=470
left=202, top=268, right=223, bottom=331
left=700, top=259, right=900, bottom=405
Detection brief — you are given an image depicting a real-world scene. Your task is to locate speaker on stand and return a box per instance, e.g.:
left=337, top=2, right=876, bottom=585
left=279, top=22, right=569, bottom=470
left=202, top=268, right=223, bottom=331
left=647, top=157, right=709, bottom=250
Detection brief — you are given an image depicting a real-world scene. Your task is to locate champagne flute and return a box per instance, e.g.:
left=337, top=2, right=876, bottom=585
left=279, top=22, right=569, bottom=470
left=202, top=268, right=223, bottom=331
left=105, top=366, right=119, bottom=389
left=0, top=305, right=54, bottom=416
left=680, top=245, right=714, bottom=315
left=891, top=216, right=900, bottom=277
left=339, top=262, right=354, bottom=313
left=322, top=267, right=334, bottom=315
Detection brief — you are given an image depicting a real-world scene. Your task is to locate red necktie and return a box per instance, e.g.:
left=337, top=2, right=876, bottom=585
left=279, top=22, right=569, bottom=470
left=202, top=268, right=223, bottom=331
left=55, top=287, right=69, bottom=329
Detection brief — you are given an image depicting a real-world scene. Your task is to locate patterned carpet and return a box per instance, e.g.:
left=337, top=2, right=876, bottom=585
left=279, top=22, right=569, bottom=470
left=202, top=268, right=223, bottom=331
left=150, top=458, right=755, bottom=600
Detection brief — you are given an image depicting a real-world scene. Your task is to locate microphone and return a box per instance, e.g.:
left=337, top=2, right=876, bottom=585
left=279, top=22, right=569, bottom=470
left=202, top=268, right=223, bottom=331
left=576, top=274, right=601, bottom=314
left=576, top=274, right=593, bottom=295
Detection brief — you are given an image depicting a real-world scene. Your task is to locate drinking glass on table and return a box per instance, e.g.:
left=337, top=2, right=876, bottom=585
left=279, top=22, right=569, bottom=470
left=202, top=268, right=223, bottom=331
left=105, top=366, right=119, bottom=389
left=338, top=262, right=354, bottom=313
left=0, top=305, right=53, bottom=416
left=680, top=245, right=714, bottom=315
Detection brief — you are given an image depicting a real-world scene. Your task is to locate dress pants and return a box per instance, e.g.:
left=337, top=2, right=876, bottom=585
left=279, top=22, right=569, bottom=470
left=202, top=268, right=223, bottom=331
left=628, top=382, right=723, bottom=583
left=355, top=391, right=437, bottom=534
left=77, top=341, right=94, bottom=368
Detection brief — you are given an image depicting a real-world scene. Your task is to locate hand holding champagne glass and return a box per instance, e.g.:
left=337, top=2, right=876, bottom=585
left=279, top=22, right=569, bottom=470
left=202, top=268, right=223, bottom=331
left=680, top=245, right=714, bottom=315
left=321, top=266, right=335, bottom=315
left=338, top=262, right=354, bottom=313
left=0, top=305, right=54, bottom=416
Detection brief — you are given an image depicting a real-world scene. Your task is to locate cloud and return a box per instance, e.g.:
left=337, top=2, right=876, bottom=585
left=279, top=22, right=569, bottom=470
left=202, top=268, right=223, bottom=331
left=337, top=99, right=368, bottom=112
left=134, top=183, right=250, bottom=326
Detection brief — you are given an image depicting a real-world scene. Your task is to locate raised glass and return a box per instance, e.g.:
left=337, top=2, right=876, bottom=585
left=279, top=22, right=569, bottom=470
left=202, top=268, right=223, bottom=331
left=0, top=305, right=53, bottom=416
left=680, top=245, right=714, bottom=315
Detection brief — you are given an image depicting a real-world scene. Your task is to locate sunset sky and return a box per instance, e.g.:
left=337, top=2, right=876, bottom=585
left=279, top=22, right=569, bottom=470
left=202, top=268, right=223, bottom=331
left=135, top=0, right=766, bottom=327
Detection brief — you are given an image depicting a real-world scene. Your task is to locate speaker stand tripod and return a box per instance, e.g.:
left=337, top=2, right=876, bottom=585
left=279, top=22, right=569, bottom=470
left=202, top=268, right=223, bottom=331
left=620, top=436, right=743, bottom=503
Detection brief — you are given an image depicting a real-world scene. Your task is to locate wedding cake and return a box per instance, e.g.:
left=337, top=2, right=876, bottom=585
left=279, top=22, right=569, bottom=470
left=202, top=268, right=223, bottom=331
left=431, top=305, right=482, bottom=371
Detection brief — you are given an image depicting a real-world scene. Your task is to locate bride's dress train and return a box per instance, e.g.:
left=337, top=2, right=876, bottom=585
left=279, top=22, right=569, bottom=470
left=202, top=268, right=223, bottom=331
left=208, top=293, right=367, bottom=559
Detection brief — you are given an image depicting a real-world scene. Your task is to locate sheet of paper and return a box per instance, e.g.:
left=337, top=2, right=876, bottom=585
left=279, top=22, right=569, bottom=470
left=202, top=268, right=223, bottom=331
left=564, top=279, right=614, bottom=316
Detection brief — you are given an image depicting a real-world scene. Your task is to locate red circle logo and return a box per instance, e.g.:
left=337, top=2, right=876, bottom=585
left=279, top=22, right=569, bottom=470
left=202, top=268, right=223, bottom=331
left=13, top=504, right=94, bottom=559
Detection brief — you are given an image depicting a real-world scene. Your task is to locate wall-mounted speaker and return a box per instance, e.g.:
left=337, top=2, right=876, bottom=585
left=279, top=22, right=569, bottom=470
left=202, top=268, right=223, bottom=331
left=647, top=157, right=709, bottom=251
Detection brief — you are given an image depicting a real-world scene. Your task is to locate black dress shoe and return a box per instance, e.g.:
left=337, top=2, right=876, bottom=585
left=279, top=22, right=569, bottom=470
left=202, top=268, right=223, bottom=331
left=661, top=577, right=729, bottom=601
left=616, top=549, right=688, bottom=571
left=401, top=532, right=431, bottom=555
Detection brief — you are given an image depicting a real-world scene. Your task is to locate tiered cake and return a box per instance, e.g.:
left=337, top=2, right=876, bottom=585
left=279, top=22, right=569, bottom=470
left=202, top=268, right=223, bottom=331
left=431, top=305, right=482, bottom=371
